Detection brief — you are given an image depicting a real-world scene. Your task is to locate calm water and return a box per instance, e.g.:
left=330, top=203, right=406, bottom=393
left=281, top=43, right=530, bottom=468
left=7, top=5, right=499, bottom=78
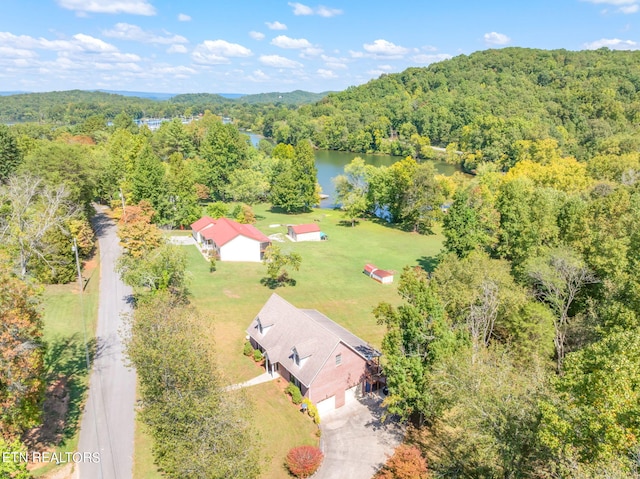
left=244, top=132, right=461, bottom=207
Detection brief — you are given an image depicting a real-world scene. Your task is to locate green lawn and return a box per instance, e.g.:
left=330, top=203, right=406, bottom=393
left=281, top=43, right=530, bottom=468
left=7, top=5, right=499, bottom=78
left=32, top=255, right=100, bottom=478
left=137, top=205, right=443, bottom=478
left=183, top=205, right=441, bottom=477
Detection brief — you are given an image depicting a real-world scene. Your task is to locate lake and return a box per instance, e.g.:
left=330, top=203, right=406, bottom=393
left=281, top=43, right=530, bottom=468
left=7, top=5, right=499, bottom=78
left=244, top=132, right=461, bottom=207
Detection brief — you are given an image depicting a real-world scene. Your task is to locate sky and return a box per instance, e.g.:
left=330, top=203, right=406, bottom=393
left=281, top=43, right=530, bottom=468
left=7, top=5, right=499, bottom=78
left=0, top=0, right=639, bottom=94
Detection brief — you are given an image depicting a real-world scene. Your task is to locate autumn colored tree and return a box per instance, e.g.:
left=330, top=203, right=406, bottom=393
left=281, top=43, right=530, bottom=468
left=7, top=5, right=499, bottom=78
left=285, top=445, right=324, bottom=478
left=0, top=257, right=44, bottom=439
left=375, top=444, right=428, bottom=479
left=114, top=201, right=163, bottom=258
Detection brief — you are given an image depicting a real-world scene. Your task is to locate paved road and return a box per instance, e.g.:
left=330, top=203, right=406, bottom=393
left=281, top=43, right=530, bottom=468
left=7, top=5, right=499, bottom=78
left=77, top=207, right=136, bottom=479
left=315, top=397, right=404, bottom=479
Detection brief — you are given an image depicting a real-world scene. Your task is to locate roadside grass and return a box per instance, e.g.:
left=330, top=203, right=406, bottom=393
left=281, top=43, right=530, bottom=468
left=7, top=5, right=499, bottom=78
left=31, top=255, right=100, bottom=478
left=133, top=416, right=162, bottom=479
left=153, top=204, right=444, bottom=478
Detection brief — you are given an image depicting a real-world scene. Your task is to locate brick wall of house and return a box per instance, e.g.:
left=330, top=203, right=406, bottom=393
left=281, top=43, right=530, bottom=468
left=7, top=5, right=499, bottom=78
left=309, top=342, right=366, bottom=405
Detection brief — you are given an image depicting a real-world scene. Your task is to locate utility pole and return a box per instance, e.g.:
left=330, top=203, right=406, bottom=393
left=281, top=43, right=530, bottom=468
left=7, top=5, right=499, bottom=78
left=119, top=187, right=127, bottom=223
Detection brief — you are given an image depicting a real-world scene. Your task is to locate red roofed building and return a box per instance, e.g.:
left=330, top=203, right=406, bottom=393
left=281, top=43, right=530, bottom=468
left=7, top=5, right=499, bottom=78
left=363, top=264, right=394, bottom=284
left=287, top=223, right=322, bottom=242
left=191, top=216, right=271, bottom=262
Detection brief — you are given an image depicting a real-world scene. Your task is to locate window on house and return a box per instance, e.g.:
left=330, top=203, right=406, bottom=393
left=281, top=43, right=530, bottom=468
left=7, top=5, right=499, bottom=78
left=335, top=353, right=342, bottom=366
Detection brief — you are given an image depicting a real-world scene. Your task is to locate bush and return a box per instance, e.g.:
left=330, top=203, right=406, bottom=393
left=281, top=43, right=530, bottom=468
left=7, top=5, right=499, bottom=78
left=208, top=255, right=216, bottom=272
left=253, top=349, right=263, bottom=362
left=243, top=342, right=253, bottom=357
left=285, top=445, right=324, bottom=478
left=374, top=444, right=429, bottom=479
left=302, top=398, right=320, bottom=424
left=285, top=383, right=303, bottom=405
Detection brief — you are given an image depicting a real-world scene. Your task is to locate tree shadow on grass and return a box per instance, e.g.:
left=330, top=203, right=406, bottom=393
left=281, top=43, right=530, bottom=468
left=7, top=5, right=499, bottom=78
left=41, top=334, right=98, bottom=442
left=416, top=255, right=440, bottom=273
left=260, top=276, right=297, bottom=289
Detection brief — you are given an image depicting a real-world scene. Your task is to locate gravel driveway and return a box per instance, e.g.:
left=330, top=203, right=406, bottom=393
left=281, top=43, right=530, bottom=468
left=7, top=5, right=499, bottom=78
left=314, top=396, right=404, bottom=479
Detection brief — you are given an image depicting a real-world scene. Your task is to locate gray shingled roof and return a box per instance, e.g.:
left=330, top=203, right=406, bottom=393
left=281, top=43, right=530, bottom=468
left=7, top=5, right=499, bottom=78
left=246, top=294, right=380, bottom=387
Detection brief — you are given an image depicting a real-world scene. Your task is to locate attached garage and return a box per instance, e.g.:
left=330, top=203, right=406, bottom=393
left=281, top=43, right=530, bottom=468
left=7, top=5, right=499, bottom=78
left=316, top=396, right=336, bottom=416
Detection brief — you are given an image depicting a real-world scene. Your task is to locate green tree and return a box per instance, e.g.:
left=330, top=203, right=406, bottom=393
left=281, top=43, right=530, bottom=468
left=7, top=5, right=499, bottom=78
left=374, top=266, right=460, bottom=424
left=261, top=244, right=302, bottom=288
left=333, top=157, right=373, bottom=226
left=124, top=294, right=261, bottom=479
left=117, top=244, right=188, bottom=299
left=0, top=437, right=31, bottom=478
left=539, top=328, right=640, bottom=468
left=0, top=125, right=22, bottom=182
left=130, top=143, right=166, bottom=212
left=0, top=257, right=44, bottom=439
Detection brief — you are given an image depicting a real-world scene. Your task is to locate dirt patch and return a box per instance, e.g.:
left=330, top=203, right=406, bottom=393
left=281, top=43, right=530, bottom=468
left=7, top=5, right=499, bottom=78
left=82, top=258, right=97, bottom=274
left=23, top=377, right=70, bottom=469
left=223, top=289, right=241, bottom=299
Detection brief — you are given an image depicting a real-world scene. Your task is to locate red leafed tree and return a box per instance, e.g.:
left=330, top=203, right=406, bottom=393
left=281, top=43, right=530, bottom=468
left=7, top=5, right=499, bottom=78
left=0, top=257, right=44, bottom=439
left=285, top=445, right=324, bottom=478
left=375, top=444, right=429, bottom=479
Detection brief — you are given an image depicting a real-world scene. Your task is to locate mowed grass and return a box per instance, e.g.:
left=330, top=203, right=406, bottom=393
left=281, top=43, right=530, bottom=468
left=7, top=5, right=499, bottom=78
left=32, top=256, right=100, bottom=478
left=160, top=204, right=444, bottom=478
left=187, top=204, right=443, bottom=382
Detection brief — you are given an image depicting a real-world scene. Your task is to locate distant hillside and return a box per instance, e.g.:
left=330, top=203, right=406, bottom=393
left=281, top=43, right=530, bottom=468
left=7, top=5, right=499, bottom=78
left=282, top=47, right=640, bottom=165
left=239, top=90, right=330, bottom=105
left=94, top=89, right=178, bottom=100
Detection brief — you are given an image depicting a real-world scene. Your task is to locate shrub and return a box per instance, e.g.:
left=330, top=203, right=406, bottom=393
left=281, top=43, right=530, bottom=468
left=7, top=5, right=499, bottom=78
left=302, top=398, right=320, bottom=424
left=285, top=445, right=324, bottom=478
left=253, top=349, right=263, bottom=362
left=209, top=255, right=217, bottom=272
left=374, top=444, right=429, bottom=479
left=285, top=383, right=303, bottom=405
left=243, top=342, right=253, bottom=357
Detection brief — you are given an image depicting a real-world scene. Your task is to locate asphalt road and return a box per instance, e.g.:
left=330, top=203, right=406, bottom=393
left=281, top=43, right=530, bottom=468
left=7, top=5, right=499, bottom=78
left=77, top=207, right=136, bottom=479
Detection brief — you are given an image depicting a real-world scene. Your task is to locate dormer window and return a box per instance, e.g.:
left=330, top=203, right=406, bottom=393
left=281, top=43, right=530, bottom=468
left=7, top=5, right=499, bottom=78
left=257, top=318, right=263, bottom=334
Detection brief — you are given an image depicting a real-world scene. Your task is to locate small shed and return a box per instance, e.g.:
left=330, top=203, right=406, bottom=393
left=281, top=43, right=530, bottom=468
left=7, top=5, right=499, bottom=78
left=363, top=264, right=394, bottom=284
left=288, top=223, right=322, bottom=242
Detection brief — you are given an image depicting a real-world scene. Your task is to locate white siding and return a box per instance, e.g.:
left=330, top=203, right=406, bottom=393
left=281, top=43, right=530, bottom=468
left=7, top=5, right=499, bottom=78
left=219, top=235, right=261, bottom=262
left=296, top=231, right=322, bottom=242
left=345, top=383, right=360, bottom=403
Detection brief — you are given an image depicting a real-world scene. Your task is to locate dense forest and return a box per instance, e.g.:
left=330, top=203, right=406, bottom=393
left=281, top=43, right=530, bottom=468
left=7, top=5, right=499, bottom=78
left=2, top=47, right=640, bottom=478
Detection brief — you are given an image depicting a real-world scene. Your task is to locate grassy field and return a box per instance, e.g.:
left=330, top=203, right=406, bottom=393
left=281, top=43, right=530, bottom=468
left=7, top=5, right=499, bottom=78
left=159, top=204, right=444, bottom=478
left=32, top=255, right=100, bottom=478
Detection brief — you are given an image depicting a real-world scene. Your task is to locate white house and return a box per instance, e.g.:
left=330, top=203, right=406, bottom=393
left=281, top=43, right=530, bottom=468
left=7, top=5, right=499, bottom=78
left=288, top=223, right=323, bottom=242
left=191, top=217, right=271, bottom=262
left=190, top=216, right=216, bottom=244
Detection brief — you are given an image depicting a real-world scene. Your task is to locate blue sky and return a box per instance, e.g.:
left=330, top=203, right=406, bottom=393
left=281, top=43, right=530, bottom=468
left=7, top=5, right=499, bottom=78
left=0, top=0, right=638, bottom=94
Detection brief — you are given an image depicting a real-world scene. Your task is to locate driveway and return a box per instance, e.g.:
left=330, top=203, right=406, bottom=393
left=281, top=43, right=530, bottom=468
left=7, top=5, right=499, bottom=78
left=314, top=396, right=404, bottom=479
left=77, top=207, right=136, bottom=479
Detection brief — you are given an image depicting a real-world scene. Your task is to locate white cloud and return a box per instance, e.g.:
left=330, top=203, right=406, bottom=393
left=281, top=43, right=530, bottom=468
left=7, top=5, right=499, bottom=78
left=192, top=40, right=252, bottom=64
left=300, top=47, right=323, bottom=57
left=288, top=2, right=343, bottom=17
left=484, top=32, right=511, bottom=45
left=103, top=23, right=188, bottom=44
left=72, top=34, right=118, bottom=52
left=56, top=0, right=156, bottom=15
left=317, top=68, right=336, bottom=78
left=259, top=54, right=303, bottom=69
left=620, top=4, right=640, bottom=12
left=581, top=0, right=640, bottom=13
left=266, top=21, right=287, bottom=30
left=362, top=39, right=409, bottom=57
left=248, top=69, right=270, bottom=82
left=421, top=45, right=438, bottom=52
left=167, top=44, right=188, bottom=54
left=271, top=35, right=312, bottom=49
left=178, top=13, right=191, bottom=21
left=249, top=31, right=265, bottom=41
left=412, top=53, right=452, bottom=64
left=584, top=37, right=640, bottom=49
left=0, top=47, right=38, bottom=59
left=321, top=54, right=348, bottom=69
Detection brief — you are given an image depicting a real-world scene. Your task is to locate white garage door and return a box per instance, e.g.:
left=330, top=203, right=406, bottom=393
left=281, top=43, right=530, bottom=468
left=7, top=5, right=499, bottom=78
left=345, top=384, right=360, bottom=403
left=316, top=396, right=335, bottom=416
